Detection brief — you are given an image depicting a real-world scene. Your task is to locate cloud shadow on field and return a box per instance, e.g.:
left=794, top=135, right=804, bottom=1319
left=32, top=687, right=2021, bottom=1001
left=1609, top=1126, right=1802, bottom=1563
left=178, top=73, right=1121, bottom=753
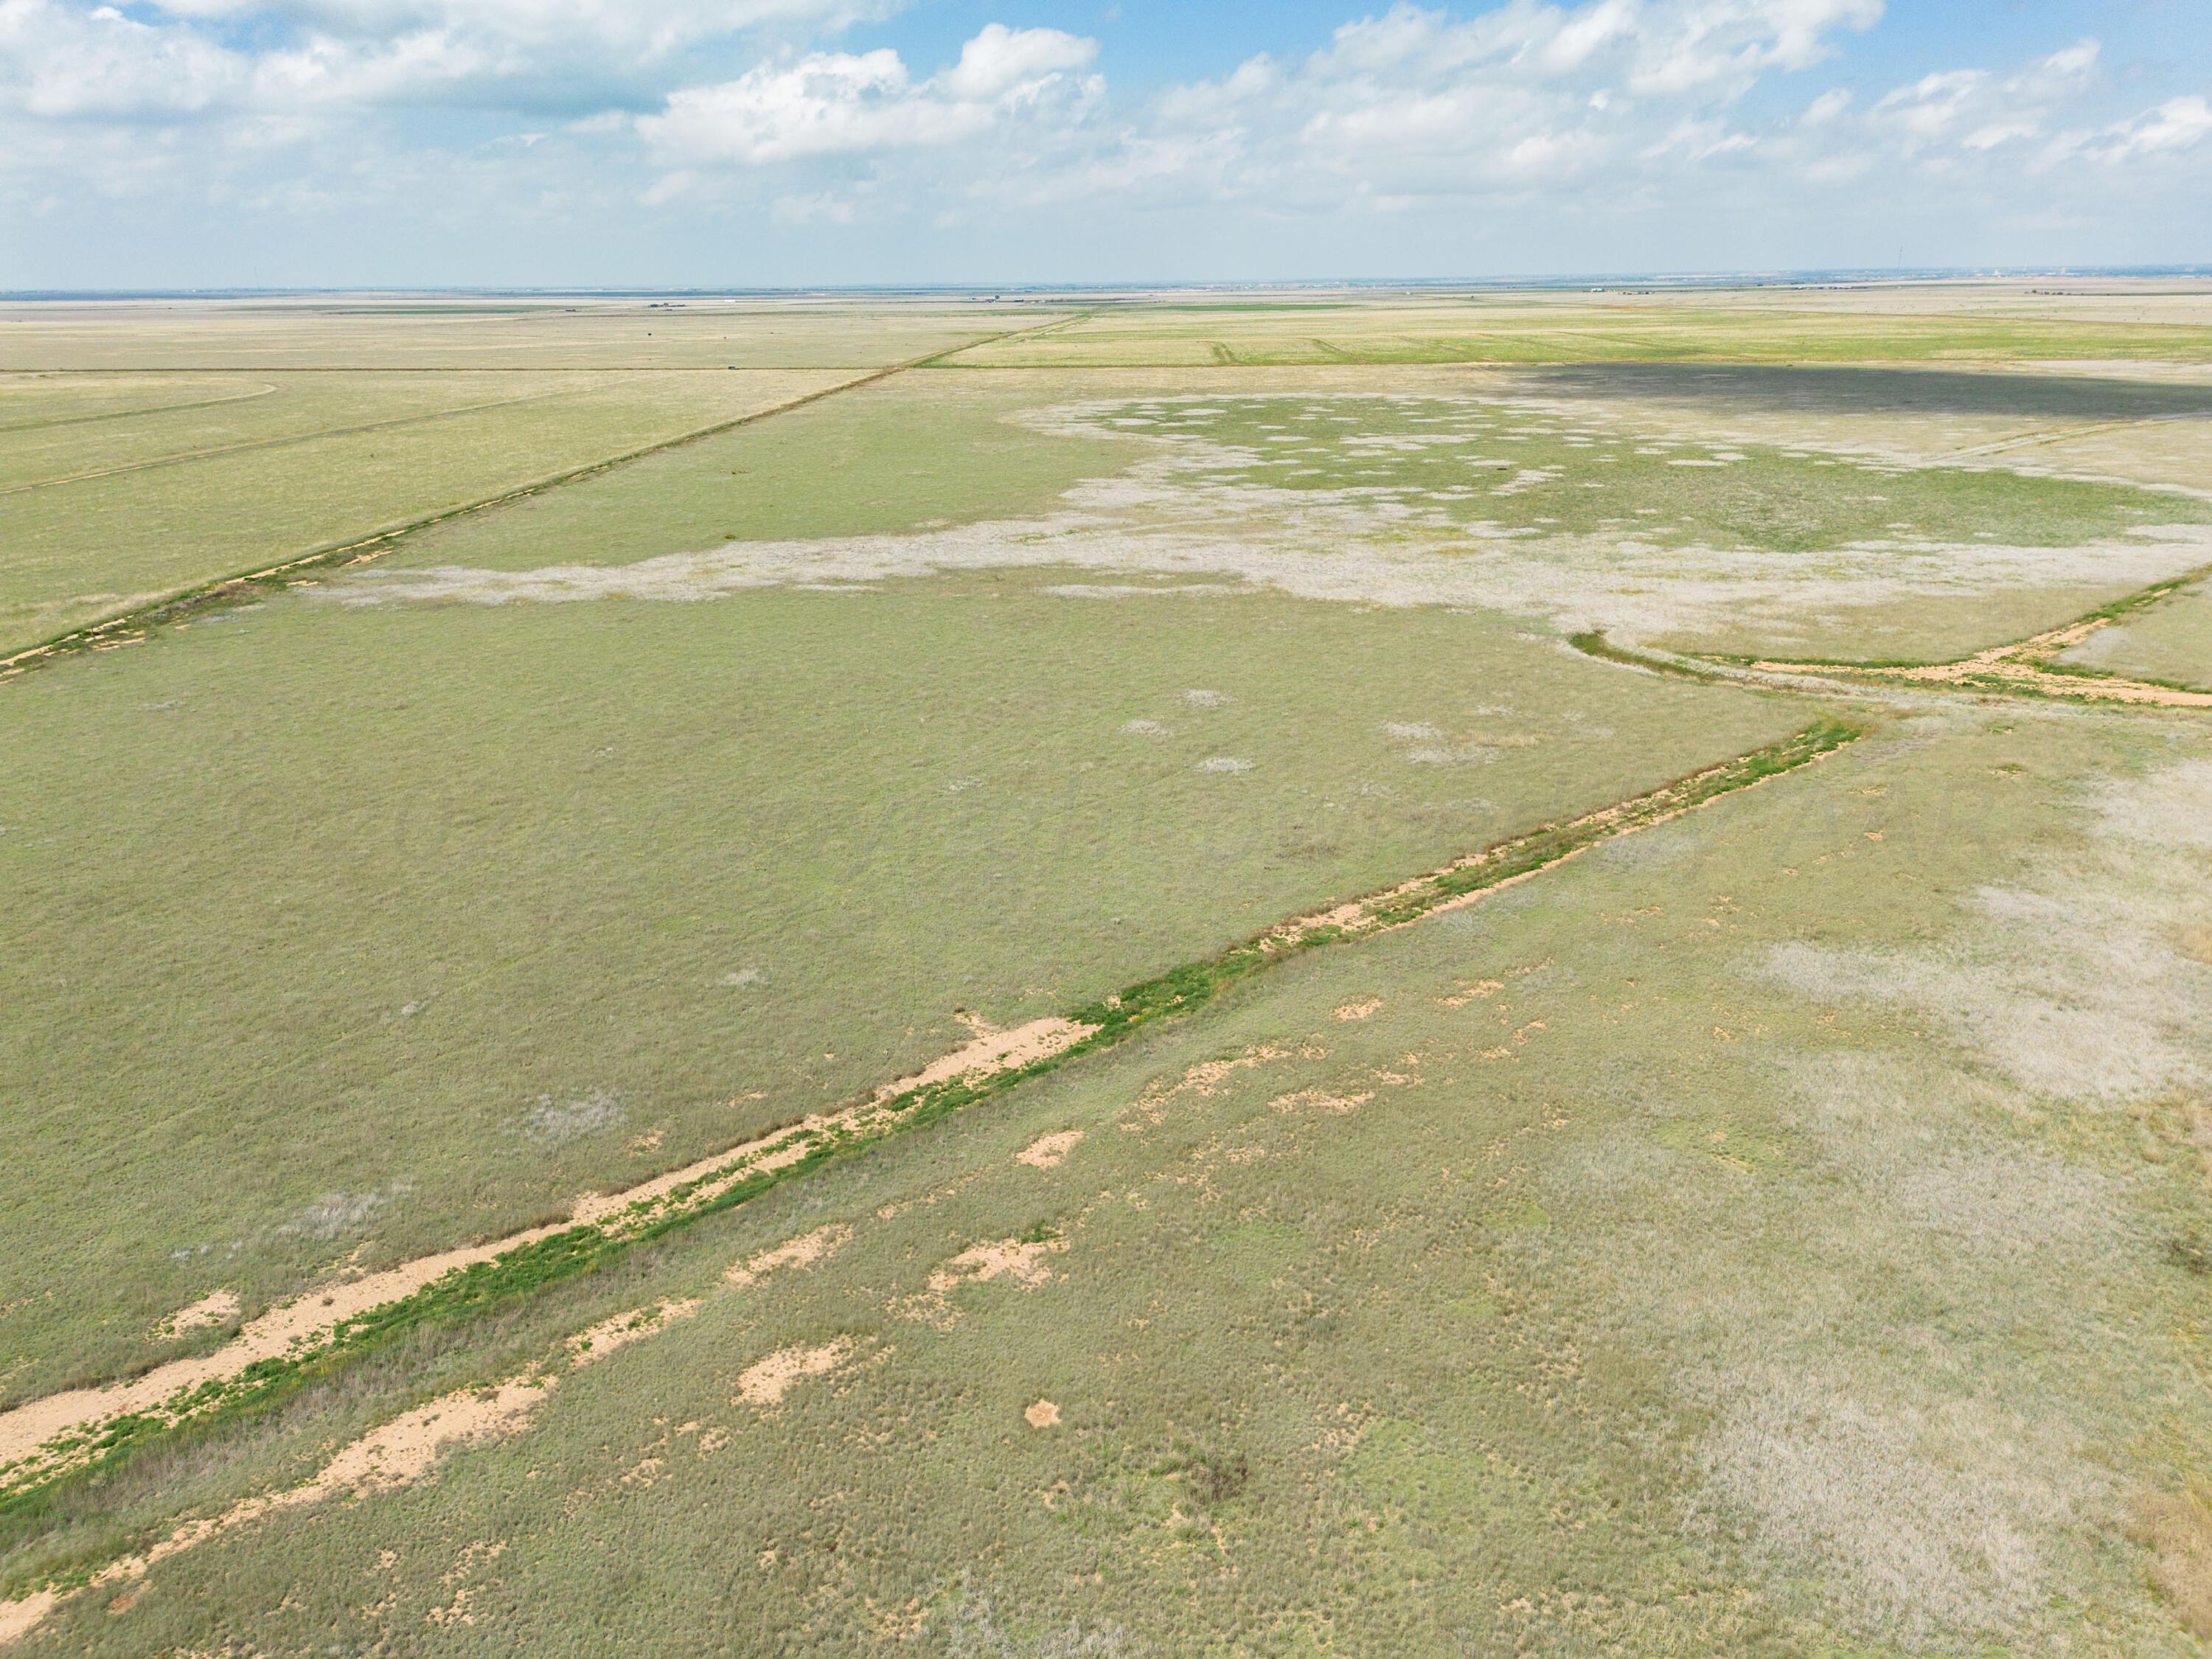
left=1518, top=365, right=2212, bottom=423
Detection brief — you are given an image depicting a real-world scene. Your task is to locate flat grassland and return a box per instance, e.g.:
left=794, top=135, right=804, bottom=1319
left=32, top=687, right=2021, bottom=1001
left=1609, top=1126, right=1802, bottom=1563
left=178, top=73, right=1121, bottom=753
left=3, top=284, right=2211, bottom=1658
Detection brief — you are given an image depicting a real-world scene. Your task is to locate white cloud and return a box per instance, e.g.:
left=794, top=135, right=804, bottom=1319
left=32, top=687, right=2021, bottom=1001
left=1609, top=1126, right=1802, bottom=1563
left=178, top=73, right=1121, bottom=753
left=2092, top=94, right=2212, bottom=161
left=941, top=23, right=1094, bottom=102
left=1106, top=0, right=1885, bottom=209
left=1802, top=86, right=1851, bottom=124
left=1863, top=40, right=2098, bottom=155
left=643, top=50, right=970, bottom=164
left=638, top=26, right=1100, bottom=169
left=0, top=0, right=890, bottom=128
left=0, top=0, right=248, bottom=119
left=142, top=0, right=880, bottom=56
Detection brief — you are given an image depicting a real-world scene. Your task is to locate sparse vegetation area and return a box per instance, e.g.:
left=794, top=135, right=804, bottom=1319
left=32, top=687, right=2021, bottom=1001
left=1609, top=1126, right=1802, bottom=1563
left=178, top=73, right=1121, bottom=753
left=4, top=285, right=2212, bottom=1655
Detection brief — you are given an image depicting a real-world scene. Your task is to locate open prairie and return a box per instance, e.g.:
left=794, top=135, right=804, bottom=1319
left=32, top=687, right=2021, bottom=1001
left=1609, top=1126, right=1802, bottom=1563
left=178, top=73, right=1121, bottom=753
left=4, top=285, right=2211, bottom=1657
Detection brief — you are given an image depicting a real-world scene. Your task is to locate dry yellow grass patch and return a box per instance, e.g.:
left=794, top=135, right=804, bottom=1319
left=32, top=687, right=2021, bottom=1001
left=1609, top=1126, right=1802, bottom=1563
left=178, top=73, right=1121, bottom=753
left=2133, top=1481, right=2212, bottom=1637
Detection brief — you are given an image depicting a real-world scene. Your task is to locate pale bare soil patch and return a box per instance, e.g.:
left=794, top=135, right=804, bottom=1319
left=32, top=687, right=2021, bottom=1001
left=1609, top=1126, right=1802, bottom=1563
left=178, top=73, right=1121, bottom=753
left=897, top=1237, right=1068, bottom=1329
left=1016, top=1131, right=1084, bottom=1169
left=1267, top=1088, right=1374, bottom=1116
left=0, top=1225, right=574, bottom=1478
left=737, top=1338, right=855, bottom=1408
left=931, top=1238, right=1065, bottom=1292
left=1762, top=759, right=2212, bottom=1105
left=723, top=1225, right=852, bottom=1290
left=1121, top=1045, right=1302, bottom=1130
left=337, top=392, right=2212, bottom=652
left=152, top=1291, right=238, bottom=1341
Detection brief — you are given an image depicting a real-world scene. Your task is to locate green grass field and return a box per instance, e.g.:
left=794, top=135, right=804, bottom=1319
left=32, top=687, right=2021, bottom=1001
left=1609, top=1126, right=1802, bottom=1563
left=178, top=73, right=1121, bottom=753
left=4, top=287, right=2211, bottom=1656
left=942, top=296, right=2212, bottom=368
left=0, top=370, right=849, bottom=653
left=0, top=566, right=1801, bottom=1404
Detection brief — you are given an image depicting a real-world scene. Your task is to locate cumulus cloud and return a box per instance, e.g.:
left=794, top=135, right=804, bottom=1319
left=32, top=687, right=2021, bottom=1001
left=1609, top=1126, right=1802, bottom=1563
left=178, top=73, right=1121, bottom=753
left=142, top=0, right=880, bottom=55
left=1099, top=0, right=1891, bottom=206
left=637, top=24, right=1099, bottom=177
left=941, top=22, right=1094, bottom=102
left=0, top=0, right=248, bottom=119
left=2083, top=94, right=2212, bottom=163
left=0, top=0, right=886, bottom=128
left=1859, top=39, right=2098, bottom=157
left=1040, top=6, right=2205, bottom=224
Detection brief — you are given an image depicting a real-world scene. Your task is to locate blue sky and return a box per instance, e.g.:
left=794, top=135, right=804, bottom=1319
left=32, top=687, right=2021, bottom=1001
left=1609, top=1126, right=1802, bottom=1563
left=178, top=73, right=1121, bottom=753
left=2, top=0, right=2207, bottom=287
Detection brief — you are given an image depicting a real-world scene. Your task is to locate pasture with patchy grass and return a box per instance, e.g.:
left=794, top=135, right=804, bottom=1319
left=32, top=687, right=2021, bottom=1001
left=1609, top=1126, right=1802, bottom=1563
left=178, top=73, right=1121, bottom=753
left=4, top=285, right=2211, bottom=1657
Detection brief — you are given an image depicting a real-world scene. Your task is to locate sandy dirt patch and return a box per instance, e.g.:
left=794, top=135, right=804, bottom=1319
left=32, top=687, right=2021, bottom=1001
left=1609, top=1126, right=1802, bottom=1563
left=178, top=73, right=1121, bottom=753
left=1334, top=998, right=1382, bottom=1020
left=737, top=1338, right=855, bottom=1408
left=874, top=1017, right=1089, bottom=1102
left=931, top=1238, right=1065, bottom=1293
left=1016, top=1131, right=1084, bottom=1169
left=566, top=1300, right=701, bottom=1368
left=316, top=1379, right=550, bottom=1495
left=1025, top=1399, right=1062, bottom=1429
left=899, top=1237, right=1069, bottom=1328
left=1268, top=1088, right=1375, bottom=1116
left=153, top=1290, right=240, bottom=1340
left=0, top=1594, right=56, bottom=1646
left=725, top=1225, right=852, bottom=1289
left=1123, top=1044, right=1298, bottom=1129
left=1441, top=979, right=1506, bottom=1006
left=0, top=1221, right=572, bottom=1475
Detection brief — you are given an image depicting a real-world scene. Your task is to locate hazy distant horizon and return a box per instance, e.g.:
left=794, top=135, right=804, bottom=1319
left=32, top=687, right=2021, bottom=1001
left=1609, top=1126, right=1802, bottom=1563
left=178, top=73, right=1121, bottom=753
left=11, top=266, right=2212, bottom=305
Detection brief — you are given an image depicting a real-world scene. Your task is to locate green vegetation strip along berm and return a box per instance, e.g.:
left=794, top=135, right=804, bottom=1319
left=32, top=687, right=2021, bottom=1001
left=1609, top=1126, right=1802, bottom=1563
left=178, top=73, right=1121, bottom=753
left=0, top=714, right=1860, bottom=1531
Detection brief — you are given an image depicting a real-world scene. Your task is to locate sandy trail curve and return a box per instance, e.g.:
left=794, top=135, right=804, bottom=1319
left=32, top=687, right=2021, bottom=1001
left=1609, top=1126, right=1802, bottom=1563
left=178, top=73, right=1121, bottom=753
left=1748, top=611, right=2212, bottom=708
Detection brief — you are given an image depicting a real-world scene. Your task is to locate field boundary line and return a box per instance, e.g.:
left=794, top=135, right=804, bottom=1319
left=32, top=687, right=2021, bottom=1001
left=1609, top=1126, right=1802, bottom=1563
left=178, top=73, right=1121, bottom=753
left=0, top=382, right=594, bottom=499
left=0, top=381, right=279, bottom=436
left=0, top=715, right=1860, bottom=1516
left=0, top=314, right=1082, bottom=682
